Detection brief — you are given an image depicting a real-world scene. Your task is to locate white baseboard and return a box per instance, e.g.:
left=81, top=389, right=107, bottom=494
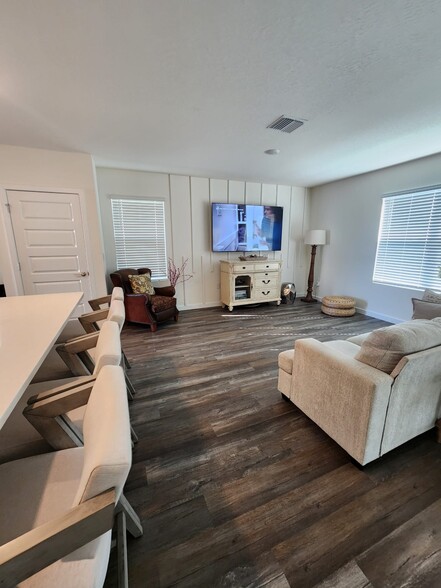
left=354, top=306, right=403, bottom=324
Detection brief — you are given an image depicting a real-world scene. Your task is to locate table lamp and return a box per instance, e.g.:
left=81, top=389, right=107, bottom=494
left=301, top=229, right=327, bottom=303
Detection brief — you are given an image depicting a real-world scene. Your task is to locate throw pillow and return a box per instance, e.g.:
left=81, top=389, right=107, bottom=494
left=354, top=318, right=441, bottom=374
left=412, top=298, right=441, bottom=320
left=422, top=288, right=441, bottom=304
left=128, top=274, right=155, bottom=295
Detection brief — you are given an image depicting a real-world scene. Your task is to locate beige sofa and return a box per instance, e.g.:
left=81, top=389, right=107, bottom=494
left=278, top=318, right=441, bottom=465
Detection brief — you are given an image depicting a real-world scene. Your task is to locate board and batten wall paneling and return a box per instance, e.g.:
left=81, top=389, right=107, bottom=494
left=96, top=167, right=309, bottom=310
left=169, top=175, right=193, bottom=307
left=245, top=181, right=262, bottom=204
left=187, top=177, right=211, bottom=306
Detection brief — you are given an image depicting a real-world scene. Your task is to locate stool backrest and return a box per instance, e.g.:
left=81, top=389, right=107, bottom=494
left=108, top=299, right=125, bottom=332
left=92, top=320, right=122, bottom=375
left=73, top=365, right=131, bottom=506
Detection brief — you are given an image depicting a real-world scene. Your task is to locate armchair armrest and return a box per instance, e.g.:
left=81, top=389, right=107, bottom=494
left=78, top=309, right=109, bottom=333
left=154, top=285, right=175, bottom=297
left=56, top=333, right=99, bottom=376
left=27, top=375, right=96, bottom=405
left=0, top=488, right=115, bottom=588
left=24, top=380, right=95, bottom=449
left=291, top=338, right=394, bottom=465
left=88, top=294, right=111, bottom=311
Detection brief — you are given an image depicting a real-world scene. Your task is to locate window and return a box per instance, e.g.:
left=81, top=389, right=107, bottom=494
left=111, top=198, right=167, bottom=278
left=373, top=186, right=441, bottom=290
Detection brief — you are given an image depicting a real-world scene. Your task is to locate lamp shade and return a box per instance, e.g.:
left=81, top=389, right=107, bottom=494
left=304, top=229, right=327, bottom=246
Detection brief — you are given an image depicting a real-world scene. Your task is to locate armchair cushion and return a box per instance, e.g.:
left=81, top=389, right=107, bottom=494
left=128, top=274, right=155, bottom=295
left=150, top=294, right=177, bottom=313
left=355, top=318, right=441, bottom=374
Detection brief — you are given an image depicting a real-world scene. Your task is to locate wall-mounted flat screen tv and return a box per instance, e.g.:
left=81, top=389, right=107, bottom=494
left=212, top=203, right=283, bottom=252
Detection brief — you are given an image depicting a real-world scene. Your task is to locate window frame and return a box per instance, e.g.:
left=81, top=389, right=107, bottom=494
left=110, top=196, right=168, bottom=279
left=372, top=185, right=441, bottom=291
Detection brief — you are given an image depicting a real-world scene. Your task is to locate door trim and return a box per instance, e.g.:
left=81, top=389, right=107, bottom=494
left=0, top=186, right=95, bottom=298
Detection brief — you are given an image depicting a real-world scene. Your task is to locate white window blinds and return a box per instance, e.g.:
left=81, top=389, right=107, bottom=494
left=111, top=198, right=167, bottom=278
left=373, top=186, right=441, bottom=290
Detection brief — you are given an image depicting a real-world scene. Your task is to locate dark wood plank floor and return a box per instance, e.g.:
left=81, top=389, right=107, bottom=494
left=104, top=302, right=441, bottom=587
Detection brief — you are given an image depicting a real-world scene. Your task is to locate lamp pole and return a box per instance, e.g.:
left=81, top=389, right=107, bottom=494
left=301, top=244, right=318, bottom=303
left=301, top=229, right=327, bottom=303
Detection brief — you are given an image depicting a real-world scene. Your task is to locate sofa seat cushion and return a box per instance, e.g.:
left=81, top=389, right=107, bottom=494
left=278, top=349, right=295, bottom=374
left=355, top=318, right=441, bottom=374
left=150, top=294, right=177, bottom=313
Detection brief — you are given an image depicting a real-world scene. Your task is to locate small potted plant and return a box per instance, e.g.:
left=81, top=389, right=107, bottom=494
left=167, top=258, right=193, bottom=288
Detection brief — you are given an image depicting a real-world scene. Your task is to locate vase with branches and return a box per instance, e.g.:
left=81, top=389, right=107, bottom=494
left=167, top=258, right=193, bottom=288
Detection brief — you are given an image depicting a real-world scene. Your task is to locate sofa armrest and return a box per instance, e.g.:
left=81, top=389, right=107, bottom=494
left=291, top=338, right=393, bottom=465
left=154, top=285, right=175, bottom=297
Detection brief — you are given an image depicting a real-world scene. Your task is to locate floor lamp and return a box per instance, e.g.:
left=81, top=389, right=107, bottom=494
left=301, top=229, right=327, bottom=303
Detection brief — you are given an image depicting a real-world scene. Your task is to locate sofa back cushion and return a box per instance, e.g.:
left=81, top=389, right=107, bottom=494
left=412, top=298, right=441, bottom=319
left=355, top=318, right=441, bottom=374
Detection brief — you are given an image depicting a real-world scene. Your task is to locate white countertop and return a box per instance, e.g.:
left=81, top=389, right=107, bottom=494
left=0, top=292, right=83, bottom=428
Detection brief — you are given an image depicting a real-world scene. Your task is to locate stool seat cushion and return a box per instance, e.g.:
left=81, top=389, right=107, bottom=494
left=322, top=295, right=356, bottom=308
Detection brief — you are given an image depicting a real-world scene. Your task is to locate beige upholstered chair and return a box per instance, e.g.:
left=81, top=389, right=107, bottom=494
left=88, top=287, right=124, bottom=311
left=0, top=365, right=137, bottom=587
left=278, top=318, right=441, bottom=465
left=56, top=318, right=136, bottom=399
left=0, top=321, right=131, bottom=464
left=78, top=298, right=130, bottom=369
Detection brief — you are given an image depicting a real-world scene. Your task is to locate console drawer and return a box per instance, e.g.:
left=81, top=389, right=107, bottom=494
left=254, top=273, right=278, bottom=287
left=254, top=287, right=280, bottom=300
left=254, top=262, right=280, bottom=271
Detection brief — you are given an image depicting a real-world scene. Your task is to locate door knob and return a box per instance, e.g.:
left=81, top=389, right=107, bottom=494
left=76, top=271, right=89, bottom=277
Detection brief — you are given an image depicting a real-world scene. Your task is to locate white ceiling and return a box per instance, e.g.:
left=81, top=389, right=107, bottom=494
left=2, top=1, right=441, bottom=187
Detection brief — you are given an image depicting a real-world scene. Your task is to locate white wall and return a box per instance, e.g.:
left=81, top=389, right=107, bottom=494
left=96, top=167, right=310, bottom=309
left=0, top=144, right=106, bottom=297
left=310, top=151, right=441, bottom=323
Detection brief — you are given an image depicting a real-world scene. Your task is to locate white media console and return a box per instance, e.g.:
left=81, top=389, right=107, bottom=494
left=220, top=259, right=282, bottom=311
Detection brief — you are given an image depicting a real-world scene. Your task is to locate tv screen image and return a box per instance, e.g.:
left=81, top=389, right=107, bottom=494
left=212, top=203, right=283, bottom=252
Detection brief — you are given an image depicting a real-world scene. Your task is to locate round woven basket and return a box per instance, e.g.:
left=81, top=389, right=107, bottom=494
left=321, top=295, right=355, bottom=309
left=321, top=305, right=356, bottom=317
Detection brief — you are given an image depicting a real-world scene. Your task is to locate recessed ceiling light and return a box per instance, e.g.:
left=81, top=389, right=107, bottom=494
left=264, top=149, right=280, bottom=155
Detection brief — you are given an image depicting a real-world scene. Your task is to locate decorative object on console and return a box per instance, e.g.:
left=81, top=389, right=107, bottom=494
left=239, top=254, right=268, bottom=261
left=321, top=295, right=355, bottom=317
left=301, top=229, right=327, bottom=303
left=281, top=283, right=296, bottom=304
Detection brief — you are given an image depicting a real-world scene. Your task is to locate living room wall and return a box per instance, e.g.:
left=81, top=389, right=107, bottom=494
left=310, top=151, right=441, bottom=323
left=96, top=167, right=310, bottom=309
left=0, top=144, right=106, bottom=298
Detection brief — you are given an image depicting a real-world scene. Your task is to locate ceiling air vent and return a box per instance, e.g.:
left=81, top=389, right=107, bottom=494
left=267, top=115, right=304, bottom=133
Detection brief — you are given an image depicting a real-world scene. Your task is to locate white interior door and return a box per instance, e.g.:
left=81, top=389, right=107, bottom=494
left=6, top=190, right=92, bottom=317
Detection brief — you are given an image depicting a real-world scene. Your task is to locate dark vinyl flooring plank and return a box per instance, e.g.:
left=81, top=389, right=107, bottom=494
left=154, top=464, right=373, bottom=587
left=313, top=560, right=373, bottom=588
left=357, top=497, right=441, bottom=587
left=272, top=455, right=441, bottom=587
left=103, top=303, right=441, bottom=588
left=172, top=551, right=291, bottom=588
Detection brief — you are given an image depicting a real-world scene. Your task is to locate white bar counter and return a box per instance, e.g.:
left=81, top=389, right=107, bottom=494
left=0, top=292, right=83, bottom=428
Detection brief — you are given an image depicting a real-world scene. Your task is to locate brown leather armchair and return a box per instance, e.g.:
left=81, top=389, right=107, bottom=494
left=110, top=268, right=179, bottom=332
